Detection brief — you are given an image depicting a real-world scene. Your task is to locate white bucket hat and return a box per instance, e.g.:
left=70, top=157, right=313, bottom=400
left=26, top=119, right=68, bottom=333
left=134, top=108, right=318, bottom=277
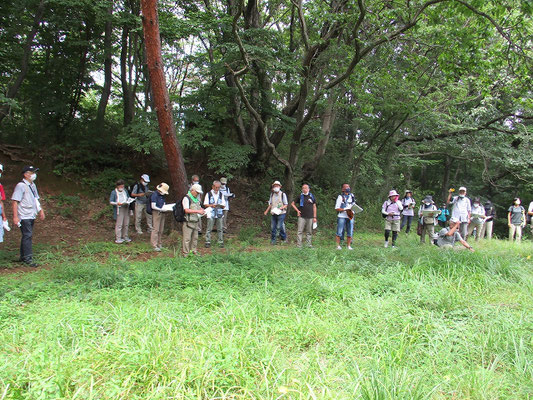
left=141, top=174, right=150, bottom=183
left=157, top=182, right=170, bottom=195
left=190, top=183, right=203, bottom=194
left=388, top=189, right=399, bottom=197
left=272, top=180, right=282, bottom=187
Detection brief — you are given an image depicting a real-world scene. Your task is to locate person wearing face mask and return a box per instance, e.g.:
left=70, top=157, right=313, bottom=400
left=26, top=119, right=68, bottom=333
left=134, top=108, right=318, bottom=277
left=219, top=177, right=234, bottom=233
left=109, top=180, right=132, bottom=244
left=189, top=175, right=203, bottom=234
left=335, top=183, right=356, bottom=250
left=418, top=195, right=439, bottom=244
left=11, top=166, right=45, bottom=267
left=479, top=200, right=496, bottom=240
left=131, top=174, right=153, bottom=235
left=400, top=190, right=416, bottom=234
left=291, top=184, right=317, bottom=248
left=204, top=180, right=227, bottom=248
left=447, top=186, right=471, bottom=239
left=508, top=198, right=526, bottom=242
left=382, top=189, right=403, bottom=248
left=264, top=181, right=288, bottom=245
left=467, top=197, right=486, bottom=241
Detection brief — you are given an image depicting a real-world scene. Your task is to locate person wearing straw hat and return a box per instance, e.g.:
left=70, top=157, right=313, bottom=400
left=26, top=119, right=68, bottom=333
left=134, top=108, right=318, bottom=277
left=400, top=190, right=416, bottom=234
left=109, top=179, right=132, bottom=244
left=204, top=180, right=227, bottom=248
left=467, top=197, right=485, bottom=241
left=131, top=174, right=153, bottom=235
left=182, top=184, right=205, bottom=256
left=381, top=189, right=403, bottom=248
left=11, top=166, right=45, bottom=267
left=447, top=186, right=471, bottom=238
left=436, top=217, right=474, bottom=251
left=291, top=183, right=317, bottom=248
left=264, top=181, right=288, bottom=245
left=150, top=182, right=170, bottom=251
left=418, top=195, right=439, bottom=244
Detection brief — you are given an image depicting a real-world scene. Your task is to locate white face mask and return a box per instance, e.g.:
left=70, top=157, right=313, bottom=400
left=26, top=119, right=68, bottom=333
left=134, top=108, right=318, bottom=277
left=192, top=181, right=199, bottom=185
left=30, top=173, right=37, bottom=182
left=273, top=187, right=280, bottom=193
left=515, top=200, right=521, bottom=205
left=142, top=181, right=147, bottom=186
left=118, top=188, right=124, bottom=192
left=459, top=194, right=465, bottom=198
left=474, top=203, right=480, bottom=207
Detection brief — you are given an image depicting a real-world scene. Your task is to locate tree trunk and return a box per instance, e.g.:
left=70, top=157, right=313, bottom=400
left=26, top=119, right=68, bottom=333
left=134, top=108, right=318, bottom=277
left=0, top=0, right=45, bottom=124
left=140, top=0, right=188, bottom=200
left=96, top=1, right=114, bottom=129
left=440, top=155, right=452, bottom=202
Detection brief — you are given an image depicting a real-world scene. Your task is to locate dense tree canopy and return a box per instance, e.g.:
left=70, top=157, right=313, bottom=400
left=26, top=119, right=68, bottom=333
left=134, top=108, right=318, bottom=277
left=0, top=0, right=531, bottom=207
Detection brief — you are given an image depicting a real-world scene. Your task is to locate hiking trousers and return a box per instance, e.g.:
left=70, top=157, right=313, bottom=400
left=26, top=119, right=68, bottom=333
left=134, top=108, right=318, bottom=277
left=151, top=211, right=166, bottom=248
left=297, top=217, right=313, bottom=247
left=206, top=217, right=224, bottom=244
left=115, top=205, right=130, bottom=241
left=182, top=221, right=199, bottom=255
left=135, top=202, right=153, bottom=233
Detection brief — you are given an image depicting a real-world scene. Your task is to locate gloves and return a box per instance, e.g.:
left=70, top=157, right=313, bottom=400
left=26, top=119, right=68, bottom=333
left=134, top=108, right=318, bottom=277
left=3, top=220, right=10, bottom=232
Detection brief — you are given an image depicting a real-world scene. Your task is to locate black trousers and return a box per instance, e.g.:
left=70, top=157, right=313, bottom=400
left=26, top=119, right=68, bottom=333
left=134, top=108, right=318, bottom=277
left=20, top=219, right=35, bottom=262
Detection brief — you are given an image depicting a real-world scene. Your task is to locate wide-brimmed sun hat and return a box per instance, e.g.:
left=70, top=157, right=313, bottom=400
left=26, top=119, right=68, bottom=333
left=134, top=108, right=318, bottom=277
left=272, top=180, right=282, bottom=187
left=190, top=183, right=203, bottom=194
left=388, top=190, right=399, bottom=197
left=157, top=182, right=170, bottom=195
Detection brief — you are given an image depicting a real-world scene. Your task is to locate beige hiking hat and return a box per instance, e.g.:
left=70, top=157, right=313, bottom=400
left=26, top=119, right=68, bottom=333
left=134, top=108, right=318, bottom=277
left=157, top=182, right=169, bottom=195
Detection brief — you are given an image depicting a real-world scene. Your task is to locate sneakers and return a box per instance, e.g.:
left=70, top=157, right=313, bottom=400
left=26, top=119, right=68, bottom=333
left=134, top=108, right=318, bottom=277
left=336, top=245, right=342, bottom=250
left=154, top=247, right=161, bottom=252
left=124, top=237, right=132, bottom=243
left=115, top=239, right=124, bottom=244
left=205, top=243, right=211, bottom=248
left=347, top=246, right=353, bottom=250
left=384, top=241, right=389, bottom=248
left=136, top=230, right=143, bottom=235
left=23, top=260, right=38, bottom=268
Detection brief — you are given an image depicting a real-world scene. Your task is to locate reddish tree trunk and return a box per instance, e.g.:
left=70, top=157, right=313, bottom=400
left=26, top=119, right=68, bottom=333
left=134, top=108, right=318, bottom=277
left=140, top=0, right=188, bottom=200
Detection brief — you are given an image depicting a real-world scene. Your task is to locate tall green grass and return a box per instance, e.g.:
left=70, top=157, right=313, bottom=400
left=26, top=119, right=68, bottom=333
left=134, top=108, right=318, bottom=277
left=0, top=235, right=532, bottom=399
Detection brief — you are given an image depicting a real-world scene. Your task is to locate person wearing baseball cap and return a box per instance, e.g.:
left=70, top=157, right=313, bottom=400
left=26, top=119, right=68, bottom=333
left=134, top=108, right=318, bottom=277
left=264, top=181, right=288, bottom=245
left=11, top=166, right=45, bottom=267
left=131, top=174, right=153, bottom=235
left=149, top=182, right=170, bottom=251
left=447, top=186, right=471, bottom=238
left=182, top=183, right=205, bottom=256
left=436, top=216, right=474, bottom=251
left=381, top=189, right=403, bottom=248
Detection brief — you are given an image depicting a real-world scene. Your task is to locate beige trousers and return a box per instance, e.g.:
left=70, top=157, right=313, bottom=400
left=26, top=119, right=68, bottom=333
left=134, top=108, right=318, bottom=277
left=479, top=220, right=493, bottom=239
left=182, top=221, right=199, bottom=255
left=467, top=221, right=484, bottom=241
left=297, top=217, right=313, bottom=247
left=509, top=224, right=522, bottom=242
left=151, top=211, right=166, bottom=248
left=420, top=223, right=435, bottom=243
left=115, top=205, right=130, bottom=241
left=134, top=202, right=153, bottom=233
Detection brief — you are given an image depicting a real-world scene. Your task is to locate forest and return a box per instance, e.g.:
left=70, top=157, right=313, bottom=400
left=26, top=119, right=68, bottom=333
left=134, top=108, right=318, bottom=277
left=1, top=0, right=531, bottom=211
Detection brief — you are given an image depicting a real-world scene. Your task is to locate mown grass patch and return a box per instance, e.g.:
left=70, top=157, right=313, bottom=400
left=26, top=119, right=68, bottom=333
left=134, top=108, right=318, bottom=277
left=0, top=235, right=532, bottom=399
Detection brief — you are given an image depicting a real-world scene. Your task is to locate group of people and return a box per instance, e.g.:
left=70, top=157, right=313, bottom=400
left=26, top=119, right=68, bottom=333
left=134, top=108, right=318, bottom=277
left=1, top=163, right=532, bottom=268
left=380, top=186, right=531, bottom=251
left=109, top=174, right=234, bottom=256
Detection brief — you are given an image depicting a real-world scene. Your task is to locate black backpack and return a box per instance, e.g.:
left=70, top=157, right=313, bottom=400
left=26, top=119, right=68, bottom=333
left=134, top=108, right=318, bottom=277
left=173, top=201, right=186, bottom=222
left=127, top=182, right=145, bottom=211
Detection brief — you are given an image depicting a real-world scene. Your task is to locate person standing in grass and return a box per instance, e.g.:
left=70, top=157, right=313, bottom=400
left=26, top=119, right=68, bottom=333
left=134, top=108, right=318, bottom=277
left=131, top=174, right=153, bottom=235
left=204, top=180, right=227, bottom=248
left=467, top=197, right=485, bottom=241
left=436, top=217, right=474, bottom=252
left=447, top=186, right=471, bottom=239
left=189, top=175, right=203, bottom=234
left=150, top=183, right=170, bottom=251
left=437, top=203, right=450, bottom=228
left=335, top=184, right=356, bottom=250
left=528, top=200, right=533, bottom=235
left=400, top=190, right=416, bottom=234
left=0, top=163, right=7, bottom=240
left=182, top=184, right=205, bottom=256
left=381, top=189, right=403, bottom=248
left=291, top=183, right=317, bottom=248
left=12, top=166, right=45, bottom=267
left=109, top=180, right=132, bottom=244
left=219, top=177, right=234, bottom=233
left=264, top=181, right=288, bottom=245
left=418, top=195, right=439, bottom=244
left=479, top=200, right=496, bottom=239
left=508, top=198, right=526, bottom=242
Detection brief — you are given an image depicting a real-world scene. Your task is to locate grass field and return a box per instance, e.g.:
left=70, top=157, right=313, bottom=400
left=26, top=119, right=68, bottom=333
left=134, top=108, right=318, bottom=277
left=0, top=233, right=532, bottom=399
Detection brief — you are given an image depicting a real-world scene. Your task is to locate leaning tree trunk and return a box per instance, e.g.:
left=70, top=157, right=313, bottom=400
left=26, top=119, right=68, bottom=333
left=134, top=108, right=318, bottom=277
left=140, top=0, right=188, bottom=200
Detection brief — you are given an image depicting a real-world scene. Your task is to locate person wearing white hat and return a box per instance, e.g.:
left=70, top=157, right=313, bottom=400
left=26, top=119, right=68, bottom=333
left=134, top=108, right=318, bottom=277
left=189, top=175, right=204, bottom=234
left=182, top=184, right=205, bottom=256
left=381, top=189, right=403, bottom=248
left=436, top=217, right=474, bottom=251
left=264, top=181, right=288, bottom=245
left=150, top=182, right=170, bottom=251
left=131, top=174, right=153, bottom=234
left=219, top=177, right=234, bottom=233
left=204, top=180, right=227, bottom=248
left=447, top=186, right=471, bottom=238
left=418, top=195, right=439, bottom=244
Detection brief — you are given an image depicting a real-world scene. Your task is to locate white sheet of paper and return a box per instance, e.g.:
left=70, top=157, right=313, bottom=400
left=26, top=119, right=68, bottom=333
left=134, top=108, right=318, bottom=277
left=126, top=197, right=136, bottom=204
left=204, top=207, right=213, bottom=218
left=161, top=203, right=175, bottom=212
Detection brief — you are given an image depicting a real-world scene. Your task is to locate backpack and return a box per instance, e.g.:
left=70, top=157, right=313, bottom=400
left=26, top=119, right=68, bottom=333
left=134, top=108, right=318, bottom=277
left=127, top=182, right=145, bottom=211
left=173, top=201, right=186, bottom=222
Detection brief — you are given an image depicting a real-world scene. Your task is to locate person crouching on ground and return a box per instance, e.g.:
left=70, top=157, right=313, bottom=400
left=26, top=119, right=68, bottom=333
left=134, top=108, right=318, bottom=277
left=382, top=190, right=403, bottom=248
left=508, top=198, right=526, bottom=242
left=400, top=190, right=416, bottom=234
left=264, top=181, right=288, bottom=245
left=436, top=217, right=474, bottom=252
left=109, top=180, right=132, bottom=244
left=182, top=184, right=205, bottom=256
left=467, top=197, right=485, bottom=241
left=150, top=183, right=170, bottom=251
left=291, top=183, right=317, bottom=248
left=437, top=203, right=449, bottom=228
left=204, top=180, right=227, bottom=248
left=335, top=184, right=356, bottom=250
left=418, top=195, right=439, bottom=244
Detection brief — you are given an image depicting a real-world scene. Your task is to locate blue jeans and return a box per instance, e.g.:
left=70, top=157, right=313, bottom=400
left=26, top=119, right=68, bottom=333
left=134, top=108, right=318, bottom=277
left=271, top=214, right=286, bottom=242
left=336, top=217, right=353, bottom=238
left=401, top=215, right=414, bottom=233
left=20, top=219, right=35, bottom=262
